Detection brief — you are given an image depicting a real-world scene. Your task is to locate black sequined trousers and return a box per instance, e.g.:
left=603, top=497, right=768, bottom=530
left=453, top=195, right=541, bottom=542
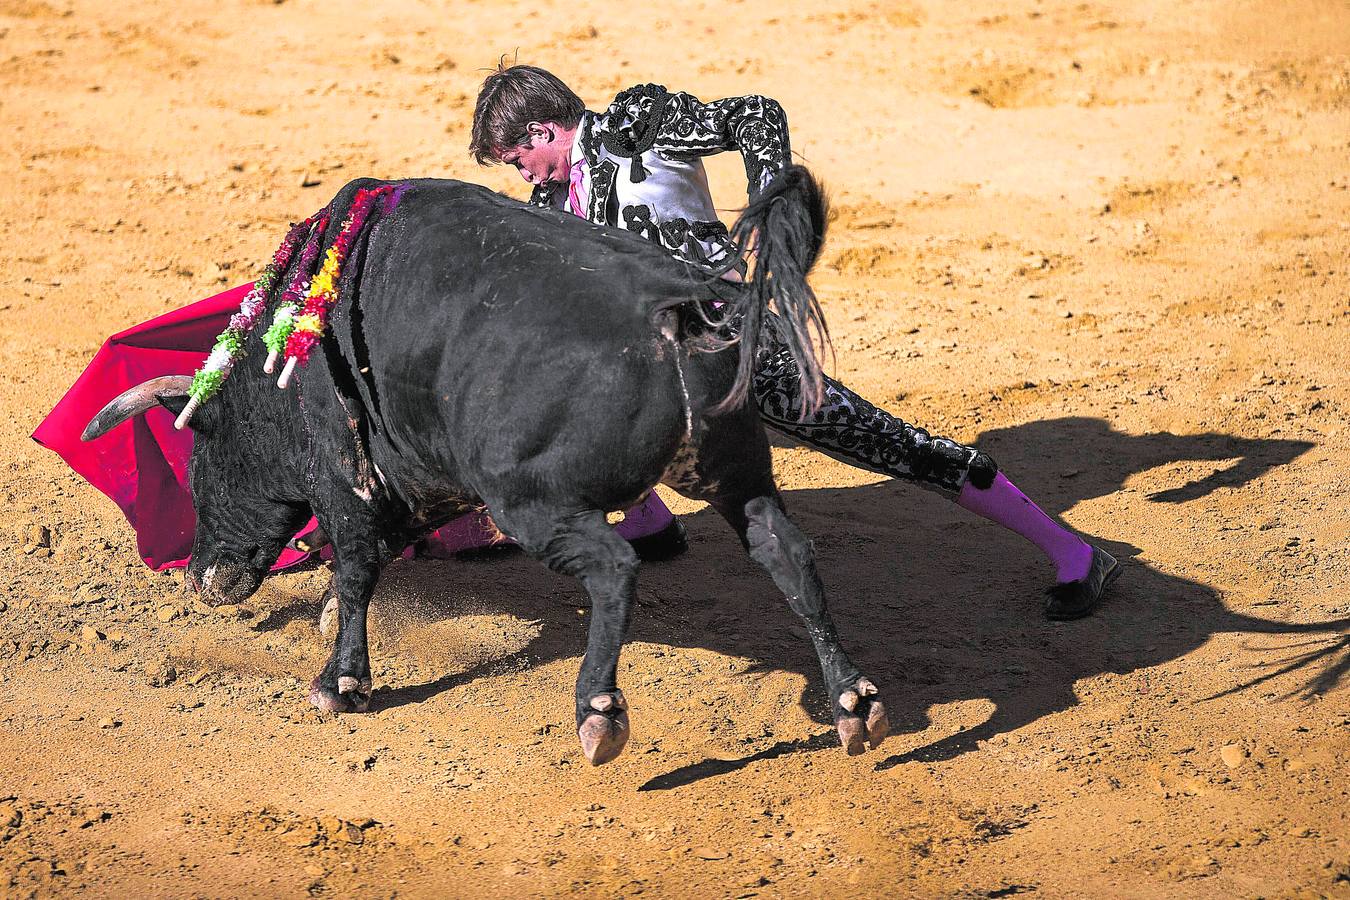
left=751, top=344, right=998, bottom=498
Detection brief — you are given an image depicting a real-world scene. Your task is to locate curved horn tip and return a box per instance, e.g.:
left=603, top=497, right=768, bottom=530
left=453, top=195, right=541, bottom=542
left=79, top=418, right=106, bottom=443
left=80, top=375, right=193, bottom=442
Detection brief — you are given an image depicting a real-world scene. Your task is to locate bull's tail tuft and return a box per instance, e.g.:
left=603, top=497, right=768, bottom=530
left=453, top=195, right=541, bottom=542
left=717, top=164, right=831, bottom=416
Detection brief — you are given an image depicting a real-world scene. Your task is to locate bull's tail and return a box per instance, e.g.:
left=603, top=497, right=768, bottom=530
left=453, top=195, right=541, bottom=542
left=718, top=165, right=831, bottom=416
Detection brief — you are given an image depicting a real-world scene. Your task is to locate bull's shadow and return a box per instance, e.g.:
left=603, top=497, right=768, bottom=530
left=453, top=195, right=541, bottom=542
left=263, top=416, right=1345, bottom=787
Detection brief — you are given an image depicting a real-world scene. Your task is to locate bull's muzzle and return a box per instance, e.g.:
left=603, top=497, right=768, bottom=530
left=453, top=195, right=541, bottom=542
left=184, top=559, right=263, bottom=607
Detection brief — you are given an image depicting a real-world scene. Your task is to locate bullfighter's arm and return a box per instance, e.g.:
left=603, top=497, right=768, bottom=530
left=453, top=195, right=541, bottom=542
left=594, top=84, right=792, bottom=199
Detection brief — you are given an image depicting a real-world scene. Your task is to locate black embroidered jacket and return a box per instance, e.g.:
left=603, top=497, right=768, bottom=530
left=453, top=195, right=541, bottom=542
left=530, top=83, right=792, bottom=268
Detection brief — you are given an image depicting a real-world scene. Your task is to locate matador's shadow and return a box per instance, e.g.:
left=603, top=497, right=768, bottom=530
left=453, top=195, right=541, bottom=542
left=298, top=417, right=1347, bottom=788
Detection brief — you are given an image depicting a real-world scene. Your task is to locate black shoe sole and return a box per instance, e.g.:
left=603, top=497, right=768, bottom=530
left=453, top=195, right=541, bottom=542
left=1045, top=549, right=1121, bottom=621
left=628, top=519, right=689, bottom=563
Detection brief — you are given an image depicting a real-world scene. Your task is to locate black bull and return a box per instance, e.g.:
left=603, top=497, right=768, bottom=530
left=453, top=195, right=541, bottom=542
left=82, top=169, right=889, bottom=765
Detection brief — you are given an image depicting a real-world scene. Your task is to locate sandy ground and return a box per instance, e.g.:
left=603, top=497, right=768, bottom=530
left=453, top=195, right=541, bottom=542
left=1, top=0, right=1348, bottom=896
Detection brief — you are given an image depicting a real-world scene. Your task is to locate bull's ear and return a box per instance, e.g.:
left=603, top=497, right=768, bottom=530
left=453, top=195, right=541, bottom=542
left=158, top=393, right=220, bottom=435
left=157, top=394, right=190, bottom=417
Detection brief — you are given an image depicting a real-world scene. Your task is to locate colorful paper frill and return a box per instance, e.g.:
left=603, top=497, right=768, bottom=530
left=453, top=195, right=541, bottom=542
left=174, top=215, right=316, bottom=430
left=273, top=185, right=401, bottom=389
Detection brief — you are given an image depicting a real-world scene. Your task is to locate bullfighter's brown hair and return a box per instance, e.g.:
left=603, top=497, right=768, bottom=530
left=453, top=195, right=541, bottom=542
left=470, top=61, right=585, bottom=165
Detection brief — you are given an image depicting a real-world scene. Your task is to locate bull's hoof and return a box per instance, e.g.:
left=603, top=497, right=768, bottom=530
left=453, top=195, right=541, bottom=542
left=309, top=676, right=372, bottom=713
left=837, top=715, right=867, bottom=756
left=834, top=677, right=888, bottom=756
left=578, top=693, right=630, bottom=765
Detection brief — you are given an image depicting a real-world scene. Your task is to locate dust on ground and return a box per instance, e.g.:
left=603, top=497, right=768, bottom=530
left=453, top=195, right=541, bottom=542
left=1, top=0, right=1347, bottom=897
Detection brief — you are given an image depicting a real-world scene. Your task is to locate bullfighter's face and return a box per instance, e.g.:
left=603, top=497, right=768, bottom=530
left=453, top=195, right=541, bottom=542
left=496, top=120, right=574, bottom=187
left=181, top=425, right=308, bottom=607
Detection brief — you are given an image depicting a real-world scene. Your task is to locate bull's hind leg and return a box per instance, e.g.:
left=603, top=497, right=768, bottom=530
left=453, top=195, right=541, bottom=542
left=492, top=505, right=639, bottom=766
left=724, top=494, right=890, bottom=755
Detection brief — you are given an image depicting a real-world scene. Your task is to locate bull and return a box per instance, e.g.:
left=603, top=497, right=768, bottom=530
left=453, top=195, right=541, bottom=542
left=81, top=168, right=889, bottom=765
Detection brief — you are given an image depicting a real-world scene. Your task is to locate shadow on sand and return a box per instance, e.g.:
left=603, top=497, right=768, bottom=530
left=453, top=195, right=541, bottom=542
left=256, top=416, right=1346, bottom=789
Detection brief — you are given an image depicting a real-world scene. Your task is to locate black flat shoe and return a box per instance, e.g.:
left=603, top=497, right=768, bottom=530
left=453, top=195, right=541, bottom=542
left=449, top=542, right=523, bottom=562
left=288, top=522, right=330, bottom=554
left=1044, top=545, right=1120, bottom=621
left=628, top=518, right=689, bottom=562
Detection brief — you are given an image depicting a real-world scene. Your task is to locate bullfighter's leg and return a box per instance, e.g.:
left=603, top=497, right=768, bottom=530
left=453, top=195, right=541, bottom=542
left=753, top=343, right=994, bottom=496
left=613, top=493, right=688, bottom=562
left=491, top=505, right=639, bottom=766
left=309, top=536, right=385, bottom=713
left=752, top=345, right=1116, bottom=618
left=714, top=491, right=889, bottom=755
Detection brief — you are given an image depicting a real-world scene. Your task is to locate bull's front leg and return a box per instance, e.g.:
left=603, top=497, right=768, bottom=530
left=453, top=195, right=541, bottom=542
left=309, top=539, right=383, bottom=713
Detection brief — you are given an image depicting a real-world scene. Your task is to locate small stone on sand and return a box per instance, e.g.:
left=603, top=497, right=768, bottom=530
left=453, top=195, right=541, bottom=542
left=148, top=663, right=177, bottom=688
left=342, top=750, right=376, bottom=772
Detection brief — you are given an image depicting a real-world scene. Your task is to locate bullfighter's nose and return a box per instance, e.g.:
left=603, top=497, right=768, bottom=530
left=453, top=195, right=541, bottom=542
left=183, top=568, right=202, bottom=594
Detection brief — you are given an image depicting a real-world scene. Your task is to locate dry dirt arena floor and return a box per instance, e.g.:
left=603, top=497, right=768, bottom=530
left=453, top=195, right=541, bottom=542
left=1, top=0, right=1348, bottom=897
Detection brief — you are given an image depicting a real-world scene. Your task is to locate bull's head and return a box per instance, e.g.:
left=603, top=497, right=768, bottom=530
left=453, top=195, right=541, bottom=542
left=82, top=376, right=309, bottom=606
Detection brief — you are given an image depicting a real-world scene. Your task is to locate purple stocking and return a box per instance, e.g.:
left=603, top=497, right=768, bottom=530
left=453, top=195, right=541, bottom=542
left=613, top=492, right=676, bottom=541
left=957, top=473, right=1093, bottom=583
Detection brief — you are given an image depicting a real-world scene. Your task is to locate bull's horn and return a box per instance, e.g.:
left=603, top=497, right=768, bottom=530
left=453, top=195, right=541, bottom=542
left=81, top=375, right=194, bottom=441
